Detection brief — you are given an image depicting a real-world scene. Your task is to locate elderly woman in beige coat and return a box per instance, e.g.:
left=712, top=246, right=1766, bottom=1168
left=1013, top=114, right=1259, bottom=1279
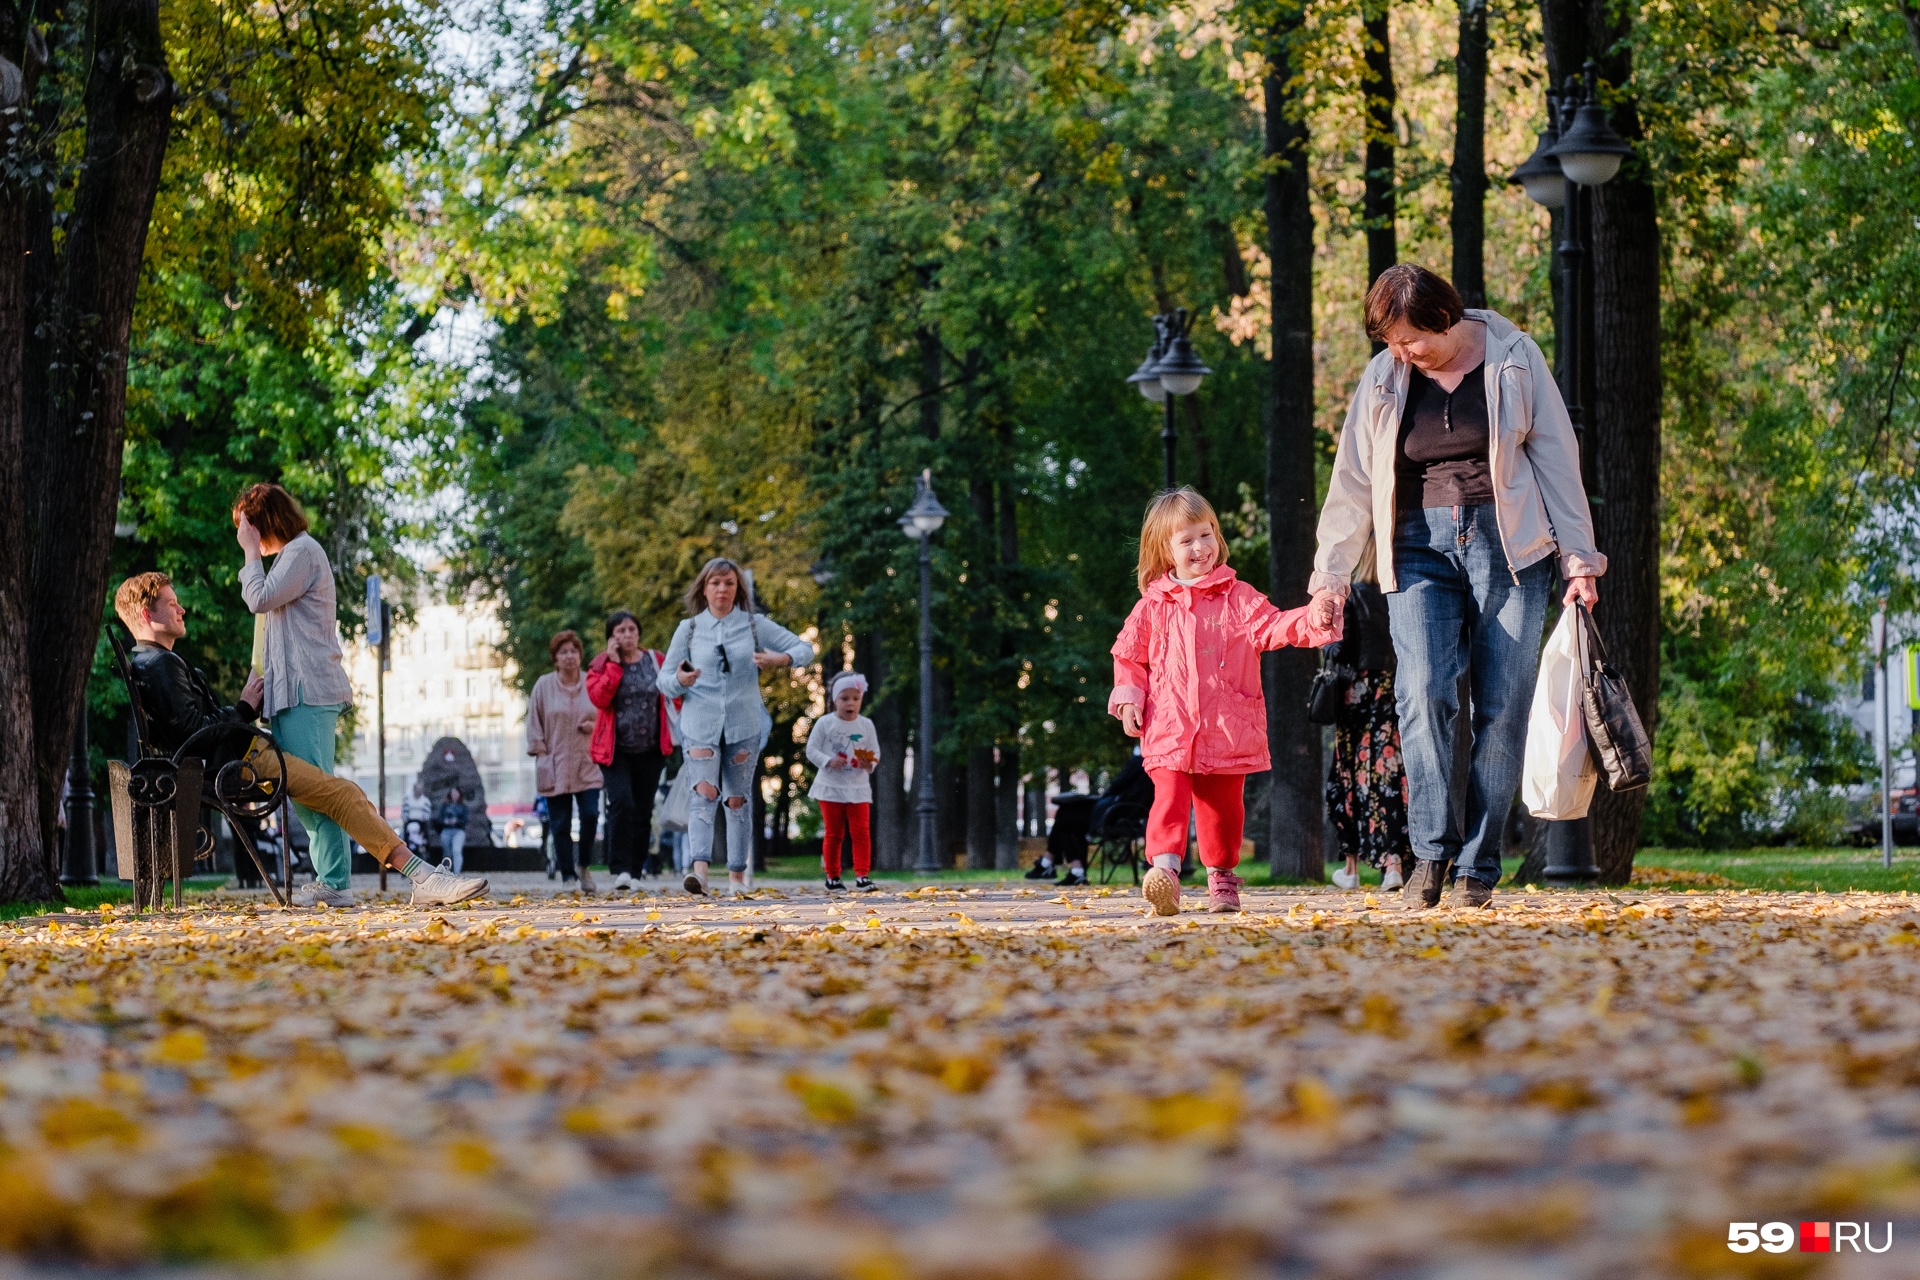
left=527, top=629, right=603, bottom=891
left=1308, top=264, right=1605, bottom=912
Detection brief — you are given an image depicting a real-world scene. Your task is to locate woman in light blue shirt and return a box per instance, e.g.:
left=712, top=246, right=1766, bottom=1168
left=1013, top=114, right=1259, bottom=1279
left=658, top=557, right=813, bottom=895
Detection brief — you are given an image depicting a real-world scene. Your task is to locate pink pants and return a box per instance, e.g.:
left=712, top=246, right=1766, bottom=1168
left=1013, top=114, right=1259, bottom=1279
left=820, top=801, right=871, bottom=879
left=1146, top=770, right=1246, bottom=870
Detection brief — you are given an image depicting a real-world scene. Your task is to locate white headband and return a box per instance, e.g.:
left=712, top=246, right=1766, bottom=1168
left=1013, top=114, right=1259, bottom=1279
left=829, top=671, right=868, bottom=698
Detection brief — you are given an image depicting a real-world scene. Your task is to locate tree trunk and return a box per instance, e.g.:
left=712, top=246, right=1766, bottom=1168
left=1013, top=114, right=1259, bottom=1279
left=1363, top=1, right=1398, bottom=290
left=1263, top=5, right=1324, bottom=882
left=1541, top=0, right=1661, bottom=884
left=863, top=632, right=907, bottom=870
left=994, top=438, right=1022, bottom=871
left=0, top=0, right=172, bottom=901
left=1450, top=0, right=1489, bottom=306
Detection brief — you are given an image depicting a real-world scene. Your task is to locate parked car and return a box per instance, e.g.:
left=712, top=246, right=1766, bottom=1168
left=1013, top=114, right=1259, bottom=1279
left=1852, top=788, right=1919, bottom=846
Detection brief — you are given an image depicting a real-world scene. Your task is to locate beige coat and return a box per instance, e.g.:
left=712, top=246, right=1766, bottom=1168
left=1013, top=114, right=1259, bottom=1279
left=1311, top=309, right=1606, bottom=596
left=526, top=671, right=602, bottom=796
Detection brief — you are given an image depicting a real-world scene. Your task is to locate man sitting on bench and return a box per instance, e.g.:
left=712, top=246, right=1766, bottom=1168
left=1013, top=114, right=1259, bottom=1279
left=115, top=571, right=487, bottom=907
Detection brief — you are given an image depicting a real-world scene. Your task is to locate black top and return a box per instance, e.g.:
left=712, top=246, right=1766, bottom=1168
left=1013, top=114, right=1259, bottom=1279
left=1324, top=582, right=1395, bottom=673
left=1396, top=362, right=1494, bottom=510
left=613, top=652, right=660, bottom=754
left=127, top=642, right=259, bottom=763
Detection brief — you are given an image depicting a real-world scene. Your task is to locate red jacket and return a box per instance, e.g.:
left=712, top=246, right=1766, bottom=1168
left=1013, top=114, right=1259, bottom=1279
left=586, top=650, right=679, bottom=766
left=1109, top=565, right=1334, bottom=774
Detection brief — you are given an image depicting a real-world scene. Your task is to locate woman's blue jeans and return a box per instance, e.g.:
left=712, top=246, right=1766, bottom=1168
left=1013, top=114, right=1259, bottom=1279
left=1387, top=505, right=1552, bottom=887
left=683, top=731, right=766, bottom=873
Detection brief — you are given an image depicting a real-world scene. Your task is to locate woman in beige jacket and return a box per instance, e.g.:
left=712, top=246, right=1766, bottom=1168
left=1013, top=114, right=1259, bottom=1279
left=1309, top=264, right=1605, bottom=911
left=526, top=629, right=602, bottom=890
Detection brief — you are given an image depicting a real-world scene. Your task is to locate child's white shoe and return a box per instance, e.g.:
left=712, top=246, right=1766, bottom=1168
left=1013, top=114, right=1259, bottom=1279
left=1331, top=866, right=1358, bottom=891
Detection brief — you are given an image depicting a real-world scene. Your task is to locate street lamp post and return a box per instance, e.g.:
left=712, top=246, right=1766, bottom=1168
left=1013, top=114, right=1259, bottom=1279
left=1511, top=59, right=1631, bottom=886
left=61, top=709, right=98, bottom=886
left=1127, top=308, right=1212, bottom=490
left=898, top=471, right=949, bottom=874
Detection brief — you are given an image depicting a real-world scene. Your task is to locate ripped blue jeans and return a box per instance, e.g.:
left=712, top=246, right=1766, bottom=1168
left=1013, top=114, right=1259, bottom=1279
left=682, top=731, right=766, bottom=873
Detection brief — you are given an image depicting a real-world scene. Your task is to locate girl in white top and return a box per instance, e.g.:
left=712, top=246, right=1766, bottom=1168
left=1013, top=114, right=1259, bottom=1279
left=805, top=671, right=880, bottom=891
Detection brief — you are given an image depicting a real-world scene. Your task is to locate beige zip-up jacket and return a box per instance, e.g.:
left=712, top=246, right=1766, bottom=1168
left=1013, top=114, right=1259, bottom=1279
left=1311, top=309, right=1607, bottom=596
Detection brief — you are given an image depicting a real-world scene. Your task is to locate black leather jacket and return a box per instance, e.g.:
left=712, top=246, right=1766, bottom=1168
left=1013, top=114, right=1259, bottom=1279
left=128, top=642, right=259, bottom=761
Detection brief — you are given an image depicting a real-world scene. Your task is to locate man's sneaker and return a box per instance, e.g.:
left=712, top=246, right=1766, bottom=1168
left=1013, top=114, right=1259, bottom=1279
left=1024, top=860, right=1057, bottom=881
left=1142, top=866, right=1180, bottom=917
left=579, top=865, right=596, bottom=894
left=1444, top=875, right=1494, bottom=909
left=1205, top=869, right=1244, bottom=913
left=409, top=870, right=488, bottom=907
left=1058, top=867, right=1089, bottom=887
left=825, top=877, right=847, bottom=892
left=612, top=872, right=635, bottom=892
left=1400, top=858, right=1444, bottom=910
left=684, top=872, right=706, bottom=895
left=1331, top=865, right=1358, bottom=891
left=291, top=883, right=356, bottom=909
left=1379, top=861, right=1405, bottom=891
left=854, top=877, right=878, bottom=892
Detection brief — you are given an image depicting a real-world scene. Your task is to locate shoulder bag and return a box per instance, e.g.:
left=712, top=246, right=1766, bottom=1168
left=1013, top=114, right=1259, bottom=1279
left=1307, top=653, right=1355, bottom=726
left=1573, top=602, right=1652, bottom=792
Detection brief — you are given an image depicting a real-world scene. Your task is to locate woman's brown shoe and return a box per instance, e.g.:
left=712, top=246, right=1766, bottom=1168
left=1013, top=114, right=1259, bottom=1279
left=1400, top=858, right=1444, bottom=909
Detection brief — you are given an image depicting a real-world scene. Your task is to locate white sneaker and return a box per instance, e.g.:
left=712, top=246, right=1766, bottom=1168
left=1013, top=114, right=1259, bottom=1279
left=1379, top=863, right=1405, bottom=891
left=291, top=883, right=356, bottom=908
left=1331, top=866, right=1358, bottom=891
left=684, top=870, right=706, bottom=895
left=612, top=872, right=634, bottom=892
left=409, top=870, right=488, bottom=907
left=579, top=866, right=596, bottom=893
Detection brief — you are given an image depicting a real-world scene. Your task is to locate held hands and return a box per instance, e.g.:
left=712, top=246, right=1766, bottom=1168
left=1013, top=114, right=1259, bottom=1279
left=751, top=650, right=791, bottom=671
left=1309, top=589, right=1344, bottom=634
left=235, top=513, right=263, bottom=561
left=1118, top=704, right=1143, bottom=738
left=1563, top=575, right=1599, bottom=609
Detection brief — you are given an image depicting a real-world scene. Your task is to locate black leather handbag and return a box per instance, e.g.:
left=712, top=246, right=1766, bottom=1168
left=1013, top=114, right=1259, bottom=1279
left=1307, top=655, right=1355, bottom=725
left=1573, top=603, right=1652, bottom=792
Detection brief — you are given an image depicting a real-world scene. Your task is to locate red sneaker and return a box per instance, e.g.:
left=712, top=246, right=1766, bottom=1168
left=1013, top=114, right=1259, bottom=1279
left=1206, top=868, right=1243, bottom=913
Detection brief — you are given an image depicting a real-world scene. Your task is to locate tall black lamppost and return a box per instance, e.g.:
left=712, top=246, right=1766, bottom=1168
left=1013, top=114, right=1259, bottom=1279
left=1510, top=59, right=1632, bottom=885
left=897, top=470, right=949, bottom=874
left=61, top=709, right=98, bottom=887
left=1127, top=308, right=1212, bottom=490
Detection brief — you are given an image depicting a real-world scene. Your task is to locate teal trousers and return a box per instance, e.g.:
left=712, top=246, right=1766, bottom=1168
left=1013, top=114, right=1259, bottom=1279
left=271, top=703, right=351, bottom=889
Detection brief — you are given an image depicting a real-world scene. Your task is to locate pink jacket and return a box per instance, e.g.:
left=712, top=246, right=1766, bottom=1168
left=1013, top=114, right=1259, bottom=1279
left=1109, top=566, right=1333, bottom=774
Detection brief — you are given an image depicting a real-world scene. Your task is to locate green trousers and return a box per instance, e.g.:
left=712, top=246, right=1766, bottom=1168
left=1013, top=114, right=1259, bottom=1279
left=271, top=702, right=351, bottom=889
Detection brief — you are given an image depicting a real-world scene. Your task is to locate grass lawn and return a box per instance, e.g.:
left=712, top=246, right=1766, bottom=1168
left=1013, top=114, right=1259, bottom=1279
left=0, top=877, right=230, bottom=922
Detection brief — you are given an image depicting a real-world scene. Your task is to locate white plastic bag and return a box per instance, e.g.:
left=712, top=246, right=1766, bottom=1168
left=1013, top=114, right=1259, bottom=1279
left=1521, top=608, right=1598, bottom=820
left=660, top=766, right=692, bottom=833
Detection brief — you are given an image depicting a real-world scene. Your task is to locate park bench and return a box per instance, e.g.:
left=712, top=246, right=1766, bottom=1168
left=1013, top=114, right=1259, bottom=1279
left=105, top=626, right=293, bottom=909
left=1086, top=799, right=1149, bottom=885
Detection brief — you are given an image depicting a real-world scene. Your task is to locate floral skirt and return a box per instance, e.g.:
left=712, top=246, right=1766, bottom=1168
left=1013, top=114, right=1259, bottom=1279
left=1324, top=670, right=1412, bottom=868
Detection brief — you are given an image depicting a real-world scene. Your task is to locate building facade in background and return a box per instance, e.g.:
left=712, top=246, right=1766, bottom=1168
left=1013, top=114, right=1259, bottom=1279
left=341, top=593, right=538, bottom=846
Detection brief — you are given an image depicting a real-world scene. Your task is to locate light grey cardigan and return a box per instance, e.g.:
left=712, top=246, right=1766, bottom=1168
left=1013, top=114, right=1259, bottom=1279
left=239, top=532, right=355, bottom=718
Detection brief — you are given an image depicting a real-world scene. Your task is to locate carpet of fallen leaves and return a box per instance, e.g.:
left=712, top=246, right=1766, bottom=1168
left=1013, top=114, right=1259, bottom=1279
left=2, top=884, right=1920, bottom=1279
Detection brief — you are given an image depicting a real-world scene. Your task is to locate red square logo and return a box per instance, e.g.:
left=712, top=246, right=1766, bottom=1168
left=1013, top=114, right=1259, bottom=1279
left=1800, top=1222, right=1831, bottom=1253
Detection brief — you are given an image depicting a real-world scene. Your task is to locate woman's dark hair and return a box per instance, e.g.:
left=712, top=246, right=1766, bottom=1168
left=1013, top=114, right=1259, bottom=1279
left=604, top=610, right=639, bottom=640
left=1364, top=264, right=1466, bottom=341
left=447, top=787, right=463, bottom=802
left=231, top=482, right=310, bottom=544
left=682, top=557, right=746, bottom=617
left=548, top=628, right=584, bottom=659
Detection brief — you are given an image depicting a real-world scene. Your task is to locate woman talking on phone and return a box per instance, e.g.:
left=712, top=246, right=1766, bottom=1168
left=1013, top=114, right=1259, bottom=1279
left=657, top=557, right=814, bottom=896
left=585, top=611, right=677, bottom=893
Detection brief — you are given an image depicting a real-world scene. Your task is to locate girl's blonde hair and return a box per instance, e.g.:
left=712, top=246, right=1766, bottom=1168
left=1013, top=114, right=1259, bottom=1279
left=1136, top=487, right=1229, bottom=593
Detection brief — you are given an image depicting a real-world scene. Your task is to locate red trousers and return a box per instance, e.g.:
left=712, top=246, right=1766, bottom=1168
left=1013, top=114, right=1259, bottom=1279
left=820, top=800, right=871, bottom=879
left=1146, top=770, right=1246, bottom=869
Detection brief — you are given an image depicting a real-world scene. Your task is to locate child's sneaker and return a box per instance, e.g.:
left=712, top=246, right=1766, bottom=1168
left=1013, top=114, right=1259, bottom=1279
left=825, top=877, right=846, bottom=892
left=854, top=877, right=878, bottom=892
left=1206, top=868, right=1243, bottom=913
left=1142, top=866, right=1180, bottom=917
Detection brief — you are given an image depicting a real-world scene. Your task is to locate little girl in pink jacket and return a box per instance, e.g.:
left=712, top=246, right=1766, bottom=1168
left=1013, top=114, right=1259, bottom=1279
left=1110, top=488, right=1335, bottom=914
